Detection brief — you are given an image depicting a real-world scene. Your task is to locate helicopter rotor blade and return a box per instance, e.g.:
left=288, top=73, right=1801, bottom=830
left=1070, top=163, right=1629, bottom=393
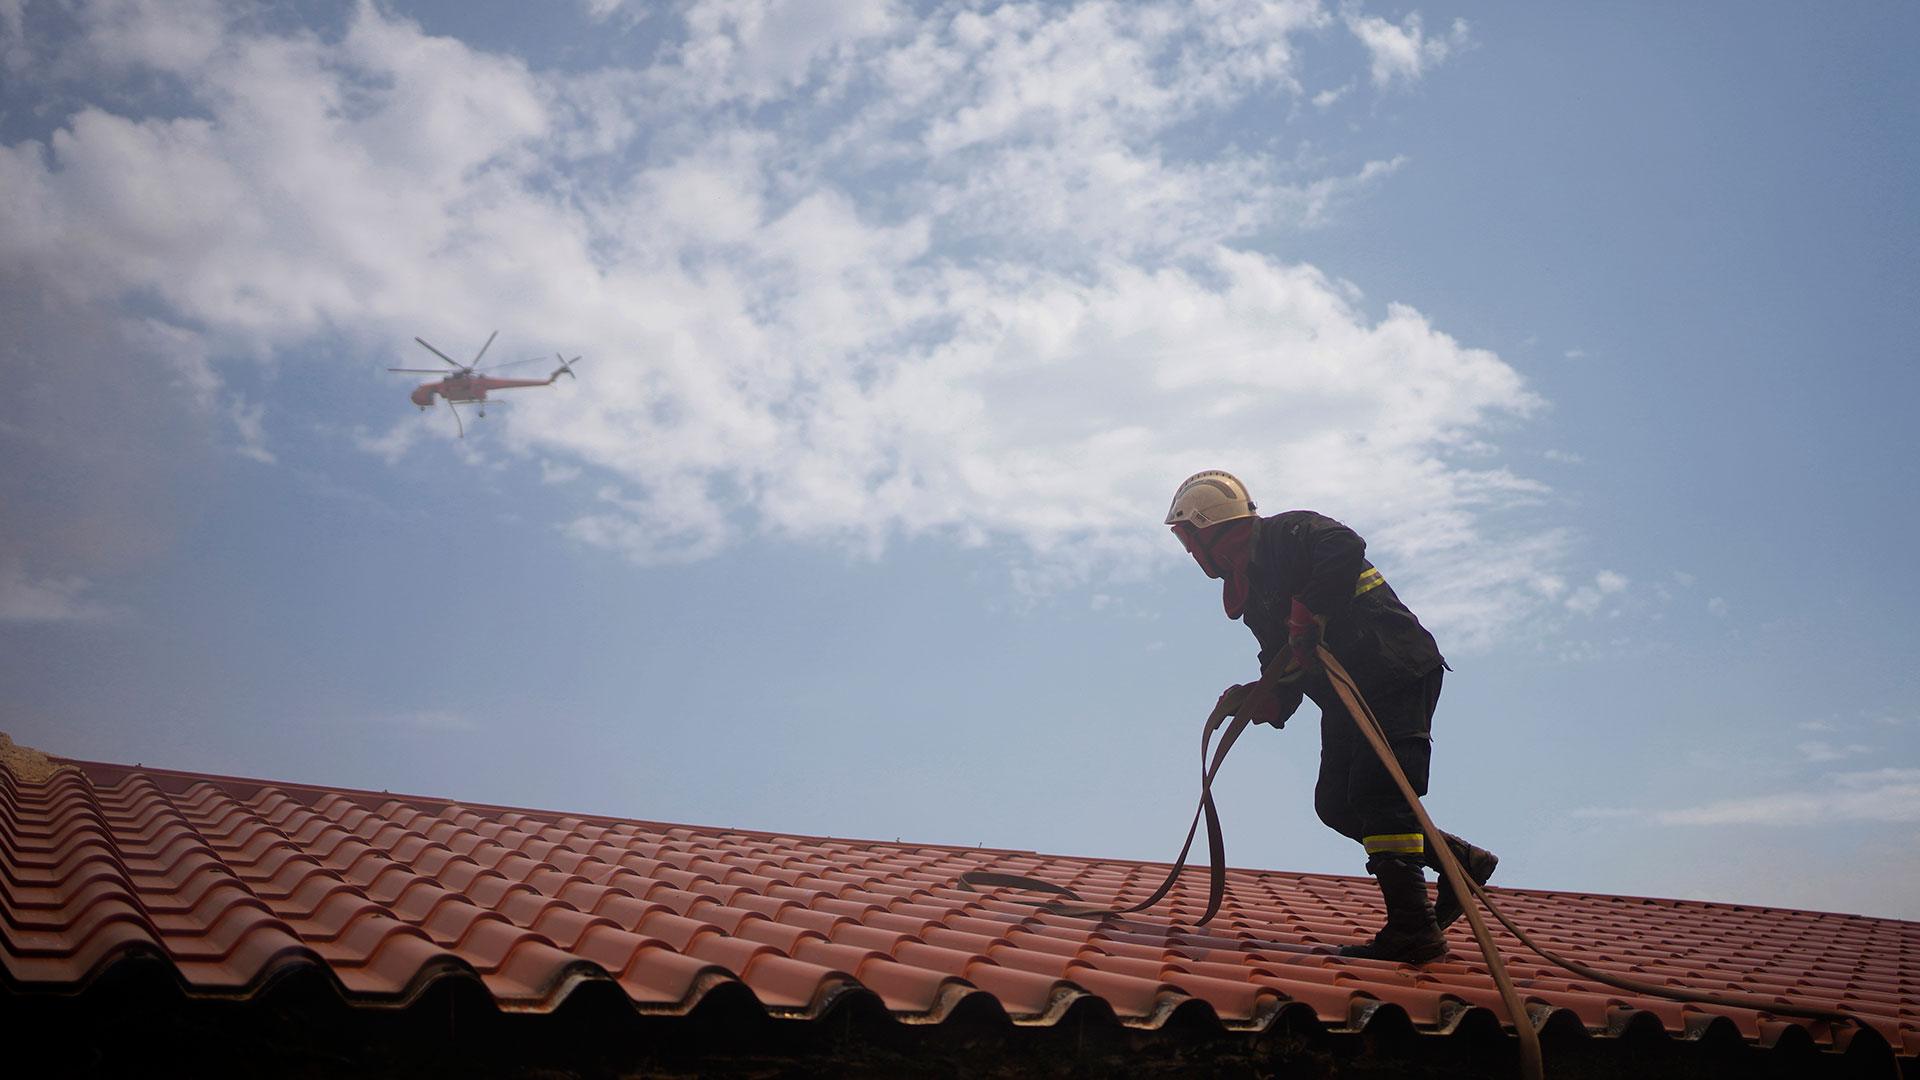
left=472, top=330, right=498, bottom=366
left=414, top=337, right=467, bottom=371
left=487, top=356, right=549, bottom=372
left=388, top=368, right=450, bottom=374
left=555, top=353, right=581, bottom=378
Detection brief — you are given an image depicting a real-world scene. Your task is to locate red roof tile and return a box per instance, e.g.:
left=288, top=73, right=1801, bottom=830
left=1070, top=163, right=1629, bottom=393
left=4, top=751, right=1916, bottom=1069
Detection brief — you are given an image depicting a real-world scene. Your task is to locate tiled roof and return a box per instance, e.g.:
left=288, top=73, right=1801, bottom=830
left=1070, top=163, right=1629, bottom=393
left=4, top=748, right=1916, bottom=1071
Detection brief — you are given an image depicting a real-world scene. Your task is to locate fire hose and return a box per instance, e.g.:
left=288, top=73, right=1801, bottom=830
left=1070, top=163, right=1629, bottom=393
left=959, top=645, right=1890, bottom=1079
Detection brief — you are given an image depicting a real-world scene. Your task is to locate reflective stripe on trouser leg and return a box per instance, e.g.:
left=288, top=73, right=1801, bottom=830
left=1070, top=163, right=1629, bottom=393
left=1363, top=833, right=1426, bottom=855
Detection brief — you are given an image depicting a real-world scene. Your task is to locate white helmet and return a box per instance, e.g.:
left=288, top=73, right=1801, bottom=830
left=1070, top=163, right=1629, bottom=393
left=1165, top=470, right=1257, bottom=528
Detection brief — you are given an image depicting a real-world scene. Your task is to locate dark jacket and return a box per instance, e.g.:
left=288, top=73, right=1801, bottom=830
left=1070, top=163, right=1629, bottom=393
left=1242, top=511, right=1445, bottom=700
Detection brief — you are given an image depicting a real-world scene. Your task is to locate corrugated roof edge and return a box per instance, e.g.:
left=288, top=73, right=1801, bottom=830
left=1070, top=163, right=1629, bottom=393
left=5, top=753, right=1911, bottom=1076
left=9, top=947, right=1903, bottom=1080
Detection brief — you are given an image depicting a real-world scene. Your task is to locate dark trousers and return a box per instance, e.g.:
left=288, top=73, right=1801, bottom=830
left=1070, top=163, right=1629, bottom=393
left=1312, top=665, right=1443, bottom=848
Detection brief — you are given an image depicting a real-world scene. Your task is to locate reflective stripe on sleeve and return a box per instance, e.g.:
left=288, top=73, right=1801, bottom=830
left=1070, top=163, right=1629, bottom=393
left=1363, top=833, right=1426, bottom=855
left=1354, top=567, right=1385, bottom=597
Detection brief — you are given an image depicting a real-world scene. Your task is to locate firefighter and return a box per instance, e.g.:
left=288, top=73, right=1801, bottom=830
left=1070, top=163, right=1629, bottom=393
left=1165, top=469, right=1498, bottom=963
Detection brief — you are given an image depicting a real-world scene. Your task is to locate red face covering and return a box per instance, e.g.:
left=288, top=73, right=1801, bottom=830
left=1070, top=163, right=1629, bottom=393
left=1174, top=521, right=1254, bottom=618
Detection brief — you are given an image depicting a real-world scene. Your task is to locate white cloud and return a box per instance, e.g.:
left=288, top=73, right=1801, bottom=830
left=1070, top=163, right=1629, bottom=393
left=2, top=0, right=554, bottom=335
left=0, top=560, right=116, bottom=623
left=1797, top=740, right=1871, bottom=763
left=354, top=708, right=476, bottom=733
left=1, top=0, right=1576, bottom=647
left=1656, top=768, right=1920, bottom=826
left=677, top=0, right=901, bottom=106
left=1312, top=81, right=1351, bottom=109
left=1343, top=7, right=1469, bottom=91
left=1565, top=569, right=1627, bottom=615
left=1568, top=805, right=1641, bottom=821
left=1707, top=596, right=1728, bottom=618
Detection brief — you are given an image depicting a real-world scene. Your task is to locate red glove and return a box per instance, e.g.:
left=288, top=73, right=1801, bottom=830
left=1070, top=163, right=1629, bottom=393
left=1215, top=682, right=1299, bottom=728
left=1240, top=686, right=1290, bottom=727
left=1285, top=597, right=1325, bottom=674
left=1214, top=683, right=1254, bottom=716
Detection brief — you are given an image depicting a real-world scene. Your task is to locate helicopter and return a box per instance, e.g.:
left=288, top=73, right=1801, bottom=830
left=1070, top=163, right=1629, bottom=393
left=389, top=331, right=580, bottom=437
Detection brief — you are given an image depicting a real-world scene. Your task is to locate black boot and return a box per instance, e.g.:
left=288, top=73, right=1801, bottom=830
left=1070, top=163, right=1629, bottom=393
left=1425, top=833, right=1498, bottom=930
left=1339, top=853, right=1448, bottom=964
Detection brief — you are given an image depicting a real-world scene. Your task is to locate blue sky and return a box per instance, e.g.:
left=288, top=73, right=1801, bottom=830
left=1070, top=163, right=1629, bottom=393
left=3, top=0, right=1917, bottom=921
